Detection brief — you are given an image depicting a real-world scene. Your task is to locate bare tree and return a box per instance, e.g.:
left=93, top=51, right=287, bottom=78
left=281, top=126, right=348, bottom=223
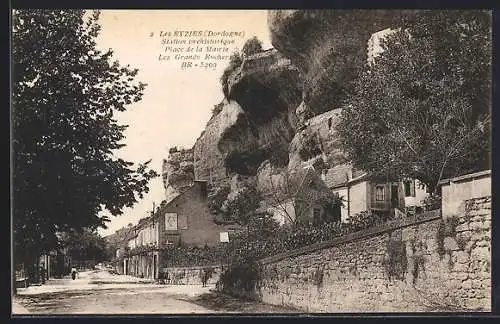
left=267, top=167, right=340, bottom=226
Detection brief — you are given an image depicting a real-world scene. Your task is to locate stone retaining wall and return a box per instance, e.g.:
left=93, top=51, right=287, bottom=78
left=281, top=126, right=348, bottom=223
left=258, top=197, right=491, bottom=312
left=162, top=265, right=224, bottom=285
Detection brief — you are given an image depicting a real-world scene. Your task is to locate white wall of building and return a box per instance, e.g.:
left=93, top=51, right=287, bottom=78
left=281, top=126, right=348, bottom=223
left=135, top=223, right=160, bottom=247
left=128, top=238, right=136, bottom=249
left=268, top=200, right=296, bottom=226
left=441, top=170, right=491, bottom=218
left=403, top=180, right=429, bottom=208
left=349, top=181, right=370, bottom=217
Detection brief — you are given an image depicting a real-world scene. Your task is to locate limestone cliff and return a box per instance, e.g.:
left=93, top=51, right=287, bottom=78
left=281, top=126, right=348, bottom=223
left=220, top=49, right=302, bottom=176
left=162, top=147, right=194, bottom=202
left=288, top=109, right=346, bottom=171
left=268, top=10, right=416, bottom=117
left=165, top=10, right=415, bottom=214
left=193, top=99, right=242, bottom=194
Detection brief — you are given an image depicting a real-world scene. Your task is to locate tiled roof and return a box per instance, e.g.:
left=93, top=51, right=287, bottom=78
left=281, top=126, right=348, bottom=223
left=323, top=165, right=351, bottom=189
left=352, top=168, right=366, bottom=179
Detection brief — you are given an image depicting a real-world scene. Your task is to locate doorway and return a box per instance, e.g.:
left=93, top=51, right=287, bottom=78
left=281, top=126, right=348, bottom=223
left=153, top=254, right=157, bottom=280
left=391, top=184, right=399, bottom=208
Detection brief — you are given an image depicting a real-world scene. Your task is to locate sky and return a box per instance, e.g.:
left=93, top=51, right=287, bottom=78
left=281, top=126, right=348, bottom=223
left=95, top=10, right=273, bottom=237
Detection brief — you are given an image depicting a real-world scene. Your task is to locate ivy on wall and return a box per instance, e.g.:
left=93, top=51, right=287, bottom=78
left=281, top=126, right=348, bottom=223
left=313, top=264, right=326, bottom=289
left=436, top=215, right=460, bottom=266
left=384, top=238, right=408, bottom=281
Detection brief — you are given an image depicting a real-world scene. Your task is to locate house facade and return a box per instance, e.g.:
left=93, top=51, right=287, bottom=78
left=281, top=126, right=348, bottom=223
left=439, top=169, right=491, bottom=218
left=121, top=180, right=236, bottom=278
left=323, top=164, right=429, bottom=222
left=264, top=166, right=340, bottom=226
left=122, top=217, right=160, bottom=279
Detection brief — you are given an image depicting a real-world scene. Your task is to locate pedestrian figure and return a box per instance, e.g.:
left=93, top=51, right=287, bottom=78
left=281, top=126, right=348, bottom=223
left=199, top=269, right=204, bottom=286
left=71, top=267, right=77, bottom=280
left=39, top=266, right=46, bottom=284
left=201, top=267, right=213, bottom=287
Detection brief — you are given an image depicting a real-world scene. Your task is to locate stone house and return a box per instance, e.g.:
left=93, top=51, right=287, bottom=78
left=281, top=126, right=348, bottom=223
left=122, top=216, right=159, bottom=279
left=122, top=180, right=236, bottom=278
left=323, top=164, right=429, bottom=222
left=265, top=166, right=341, bottom=226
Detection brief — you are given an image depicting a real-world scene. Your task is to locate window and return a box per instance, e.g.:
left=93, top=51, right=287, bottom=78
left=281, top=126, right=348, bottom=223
left=375, top=186, right=385, bottom=201
left=313, top=208, right=321, bottom=225
left=404, top=180, right=415, bottom=197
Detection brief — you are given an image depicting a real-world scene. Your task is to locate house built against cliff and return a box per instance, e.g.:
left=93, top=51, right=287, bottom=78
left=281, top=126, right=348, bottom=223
left=324, top=164, right=429, bottom=222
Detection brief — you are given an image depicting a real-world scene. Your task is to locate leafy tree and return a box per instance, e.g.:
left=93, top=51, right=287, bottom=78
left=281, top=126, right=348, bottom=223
left=60, top=229, right=110, bottom=262
left=12, top=10, right=158, bottom=279
left=208, top=185, right=231, bottom=216
left=338, top=10, right=491, bottom=195
left=241, top=36, right=263, bottom=57
left=223, top=184, right=262, bottom=227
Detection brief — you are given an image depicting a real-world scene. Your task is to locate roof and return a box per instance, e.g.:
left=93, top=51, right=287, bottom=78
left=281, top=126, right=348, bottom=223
left=268, top=166, right=332, bottom=203
left=323, top=164, right=369, bottom=189
left=323, top=164, right=351, bottom=189
left=123, top=182, right=201, bottom=232
left=438, top=169, right=491, bottom=185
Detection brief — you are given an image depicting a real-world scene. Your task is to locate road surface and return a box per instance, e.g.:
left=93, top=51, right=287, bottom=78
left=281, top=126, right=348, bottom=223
left=13, top=270, right=298, bottom=315
left=13, top=270, right=215, bottom=315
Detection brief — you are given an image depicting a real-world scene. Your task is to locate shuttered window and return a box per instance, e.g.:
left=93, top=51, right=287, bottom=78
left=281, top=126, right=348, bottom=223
left=404, top=180, right=416, bottom=197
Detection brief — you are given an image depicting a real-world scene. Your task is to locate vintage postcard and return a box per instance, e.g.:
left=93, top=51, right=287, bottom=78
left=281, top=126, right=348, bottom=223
left=11, top=9, right=492, bottom=315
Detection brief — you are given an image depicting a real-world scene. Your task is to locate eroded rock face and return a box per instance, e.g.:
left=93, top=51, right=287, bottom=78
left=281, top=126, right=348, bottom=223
left=162, top=147, right=195, bottom=202
left=227, top=49, right=302, bottom=119
left=288, top=109, right=346, bottom=171
left=219, top=49, right=302, bottom=175
left=256, top=160, right=286, bottom=200
left=268, top=9, right=416, bottom=116
left=193, top=100, right=241, bottom=194
left=175, top=11, right=417, bottom=212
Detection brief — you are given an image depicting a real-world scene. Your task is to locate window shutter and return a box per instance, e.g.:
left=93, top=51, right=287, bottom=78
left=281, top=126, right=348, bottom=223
left=178, top=214, right=188, bottom=229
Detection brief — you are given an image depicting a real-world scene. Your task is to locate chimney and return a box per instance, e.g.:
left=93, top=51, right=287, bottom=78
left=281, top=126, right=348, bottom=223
left=347, top=169, right=353, bottom=181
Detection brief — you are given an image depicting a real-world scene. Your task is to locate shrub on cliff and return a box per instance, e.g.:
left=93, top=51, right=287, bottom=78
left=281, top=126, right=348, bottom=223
left=210, top=102, right=225, bottom=119
left=298, top=130, right=322, bottom=161
left=338, top=10, right=491, bottom=195
left=242, top=36, right=263, bottom=57
left=208, top=185, right=231, bottom=216
left=223, top=183, right=262, bottom=226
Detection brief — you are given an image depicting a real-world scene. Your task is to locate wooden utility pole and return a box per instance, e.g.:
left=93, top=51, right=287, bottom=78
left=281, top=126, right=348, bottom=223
left=151, top=202, right=155, bottom=228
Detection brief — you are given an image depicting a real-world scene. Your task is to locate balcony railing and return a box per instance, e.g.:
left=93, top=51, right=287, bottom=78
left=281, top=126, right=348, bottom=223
left=371, top=200, right=391, bottom=210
